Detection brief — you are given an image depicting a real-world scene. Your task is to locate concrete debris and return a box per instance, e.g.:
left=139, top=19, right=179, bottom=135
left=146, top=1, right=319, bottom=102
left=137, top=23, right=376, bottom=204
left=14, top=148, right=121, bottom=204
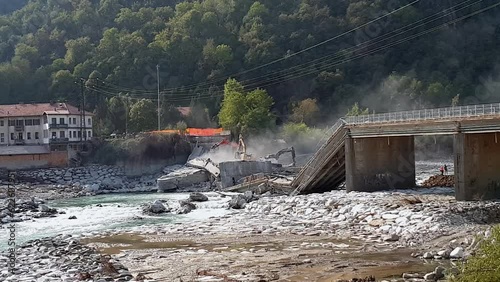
left=422, top=175, right=454, bottom=188
left=157, top=167, right=208, bottom=192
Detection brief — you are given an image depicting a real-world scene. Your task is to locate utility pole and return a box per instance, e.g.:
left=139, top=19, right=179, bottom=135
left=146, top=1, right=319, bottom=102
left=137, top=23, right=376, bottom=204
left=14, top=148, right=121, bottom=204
left=80, top=78, right=84, bottom=143
left=157, top=64, right=161, bottom=131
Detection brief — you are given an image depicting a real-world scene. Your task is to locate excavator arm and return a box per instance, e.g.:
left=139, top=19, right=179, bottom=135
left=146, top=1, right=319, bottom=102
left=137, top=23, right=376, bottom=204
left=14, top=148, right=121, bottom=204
left=265, top=147, right=296, bottom=166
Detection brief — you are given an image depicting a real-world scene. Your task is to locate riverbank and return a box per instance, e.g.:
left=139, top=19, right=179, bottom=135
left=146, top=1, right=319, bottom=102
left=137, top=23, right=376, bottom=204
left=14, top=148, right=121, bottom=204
left=80, top=187, right=495, bottom=281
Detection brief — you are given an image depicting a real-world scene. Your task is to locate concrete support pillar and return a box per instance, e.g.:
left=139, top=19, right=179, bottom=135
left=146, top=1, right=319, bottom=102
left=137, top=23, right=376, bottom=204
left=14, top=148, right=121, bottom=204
left=454, top=133, right=500, bottom=201
left=345, top=136, right=415, bottom=192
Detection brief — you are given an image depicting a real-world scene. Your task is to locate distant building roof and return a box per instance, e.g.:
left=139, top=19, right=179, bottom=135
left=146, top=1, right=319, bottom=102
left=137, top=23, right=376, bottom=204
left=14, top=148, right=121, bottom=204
left=0, top=145, right=50, bottom=156
left=0, top=103, right=94, bottom=118
left=177, top=107, right=192, bottom=117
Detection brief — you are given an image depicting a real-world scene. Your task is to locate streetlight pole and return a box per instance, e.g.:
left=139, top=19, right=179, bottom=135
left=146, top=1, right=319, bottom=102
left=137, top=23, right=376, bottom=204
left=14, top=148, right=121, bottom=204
left=157, top=64, right=160, bottom=131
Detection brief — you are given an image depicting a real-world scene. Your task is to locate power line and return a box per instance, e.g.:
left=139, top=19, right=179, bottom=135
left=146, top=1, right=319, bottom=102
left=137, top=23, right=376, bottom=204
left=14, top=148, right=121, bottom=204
left=93, top=0, right=421, bottom=94
left=87, top=1, right=500, bottom=104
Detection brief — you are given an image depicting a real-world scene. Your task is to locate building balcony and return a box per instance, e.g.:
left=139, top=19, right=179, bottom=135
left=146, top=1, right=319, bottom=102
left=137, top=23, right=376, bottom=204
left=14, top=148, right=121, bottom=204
left=15, top=125, right=24, bottom=131
left=50, top=137, right=69, bottom=144
left=50, top=123, right=68, bottom=128
left=14, top=139, right=25, bottom=145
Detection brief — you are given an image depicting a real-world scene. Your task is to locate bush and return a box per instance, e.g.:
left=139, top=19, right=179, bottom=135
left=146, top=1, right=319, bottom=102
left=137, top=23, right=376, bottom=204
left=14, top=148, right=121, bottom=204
left=451, top=226, right=500, bottom=282
left=90, top=133, right=191, bottom=165
left=281, top=122, right=324, bottom=153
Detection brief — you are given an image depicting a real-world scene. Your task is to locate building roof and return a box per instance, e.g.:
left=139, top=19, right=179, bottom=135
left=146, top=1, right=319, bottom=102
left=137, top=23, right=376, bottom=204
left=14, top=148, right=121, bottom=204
left=0, top=103, right=94, bottom=118
left=177, top=107, right=192, bottom=117
left=0, top=145, right=50, bottom=156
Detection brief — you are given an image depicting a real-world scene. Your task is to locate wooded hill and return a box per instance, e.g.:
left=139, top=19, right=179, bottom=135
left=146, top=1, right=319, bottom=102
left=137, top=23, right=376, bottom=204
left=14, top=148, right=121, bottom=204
left=0, top=0, right=499, bottom=133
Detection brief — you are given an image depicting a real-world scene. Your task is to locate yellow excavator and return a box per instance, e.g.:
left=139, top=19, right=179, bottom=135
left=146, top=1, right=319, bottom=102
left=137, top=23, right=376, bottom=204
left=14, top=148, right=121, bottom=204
left=234, top=134, right=253, bottom=161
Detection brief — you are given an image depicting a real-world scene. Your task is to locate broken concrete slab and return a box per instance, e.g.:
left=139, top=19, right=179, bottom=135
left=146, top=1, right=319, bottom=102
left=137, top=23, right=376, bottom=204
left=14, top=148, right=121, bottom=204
left=186, top=158, right=220, bottom=178
left=157, top=167, right=208, bottom=192
left=219, top=160, right=274, bottom=188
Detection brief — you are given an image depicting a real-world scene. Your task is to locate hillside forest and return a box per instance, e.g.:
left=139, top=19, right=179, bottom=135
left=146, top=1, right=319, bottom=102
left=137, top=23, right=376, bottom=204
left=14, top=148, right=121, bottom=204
left=0, top=0, right=500, bottom=137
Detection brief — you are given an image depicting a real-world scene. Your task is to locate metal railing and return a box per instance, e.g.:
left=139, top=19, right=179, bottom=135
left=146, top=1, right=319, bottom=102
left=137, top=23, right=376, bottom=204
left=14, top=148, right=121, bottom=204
left=344, top=103, right=500, bottom=125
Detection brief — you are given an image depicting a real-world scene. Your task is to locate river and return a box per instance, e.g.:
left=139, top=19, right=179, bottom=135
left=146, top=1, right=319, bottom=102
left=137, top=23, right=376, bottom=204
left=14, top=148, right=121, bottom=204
left=0, top=192, right=231, bottom=250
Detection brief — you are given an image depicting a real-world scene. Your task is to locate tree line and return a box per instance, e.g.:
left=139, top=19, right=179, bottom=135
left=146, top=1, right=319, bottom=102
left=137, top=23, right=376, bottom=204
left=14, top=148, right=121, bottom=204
left=0, top=0, right=500, bottom=136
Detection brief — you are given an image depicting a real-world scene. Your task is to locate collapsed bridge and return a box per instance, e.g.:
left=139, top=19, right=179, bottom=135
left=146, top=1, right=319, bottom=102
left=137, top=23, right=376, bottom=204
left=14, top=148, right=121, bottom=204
left=291, top=103, right=500, bottom=201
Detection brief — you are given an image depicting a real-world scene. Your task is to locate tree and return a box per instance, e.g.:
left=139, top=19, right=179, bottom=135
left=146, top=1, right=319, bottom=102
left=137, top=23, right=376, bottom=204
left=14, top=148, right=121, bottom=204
left=346, top=102, right=369, bottom=116
left=218, top=78, right=274, bottom=136
left=129, top=99, right=157, bottom=132
left=290, top=98, right=320, bottom=125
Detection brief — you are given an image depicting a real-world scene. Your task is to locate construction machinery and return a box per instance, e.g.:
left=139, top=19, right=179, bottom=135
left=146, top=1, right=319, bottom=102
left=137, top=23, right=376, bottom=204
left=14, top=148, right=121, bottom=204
left=264, top=147, right=296, bottom=167
left=235, top=134, right=253, bottom=161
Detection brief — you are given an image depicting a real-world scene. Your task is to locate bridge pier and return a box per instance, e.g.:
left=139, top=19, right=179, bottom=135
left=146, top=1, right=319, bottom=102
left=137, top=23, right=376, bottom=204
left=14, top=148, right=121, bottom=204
left=345, top=136, right=415, bottom=192
left=455, top=133, right=500, bottom=200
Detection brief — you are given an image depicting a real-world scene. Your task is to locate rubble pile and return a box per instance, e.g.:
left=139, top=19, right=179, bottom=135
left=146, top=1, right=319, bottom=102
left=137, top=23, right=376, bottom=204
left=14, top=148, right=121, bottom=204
left=421, top=175, right=454, bottom=188
left=0, top=235, right=133, bottom=282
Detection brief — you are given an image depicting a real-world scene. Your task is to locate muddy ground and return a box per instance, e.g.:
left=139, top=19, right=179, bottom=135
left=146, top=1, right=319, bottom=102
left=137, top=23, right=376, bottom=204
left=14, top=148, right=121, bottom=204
left=82, top=229, right=469, bottom=282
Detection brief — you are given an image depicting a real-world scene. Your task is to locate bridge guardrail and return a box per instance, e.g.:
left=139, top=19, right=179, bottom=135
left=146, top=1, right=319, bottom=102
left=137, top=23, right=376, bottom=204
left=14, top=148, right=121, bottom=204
left=344, top=103, right=500, bottom=125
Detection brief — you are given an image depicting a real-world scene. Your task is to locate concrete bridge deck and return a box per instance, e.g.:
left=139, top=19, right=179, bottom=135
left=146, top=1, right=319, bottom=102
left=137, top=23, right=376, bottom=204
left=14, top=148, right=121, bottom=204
left=291, top=103, right=500, bottom=201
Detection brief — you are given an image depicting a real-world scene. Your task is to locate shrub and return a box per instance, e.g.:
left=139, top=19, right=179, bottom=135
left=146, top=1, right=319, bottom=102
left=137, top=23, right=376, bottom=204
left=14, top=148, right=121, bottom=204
left=451, top=226, right=500, bottom=282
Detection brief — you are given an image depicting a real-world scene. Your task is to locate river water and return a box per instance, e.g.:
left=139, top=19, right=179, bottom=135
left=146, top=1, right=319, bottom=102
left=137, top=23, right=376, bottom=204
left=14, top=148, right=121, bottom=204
left=0, top=192, right=231, bottom=250
left=0, top=160, right=453, bottom=250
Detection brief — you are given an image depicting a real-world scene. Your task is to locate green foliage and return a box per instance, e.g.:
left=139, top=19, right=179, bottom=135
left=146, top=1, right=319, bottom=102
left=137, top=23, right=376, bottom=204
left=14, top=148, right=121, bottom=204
left=129, top=99, right=157, bottom=132
left=346, top=102, right=369, bottom=116
left=290, top=98, right=320, bottom=126
left=281, top=122, right=310, bottom=142
left=0, top=0, right=499, bottom=132
left=451, top=226, right=500, bottom=282
left=175, top=121, right=187, bottom=133
left=218, top=78, right=274, bottom=136
left=91, top=133, right=192, bottom=165
left=281, top=122, right=324, bottom=153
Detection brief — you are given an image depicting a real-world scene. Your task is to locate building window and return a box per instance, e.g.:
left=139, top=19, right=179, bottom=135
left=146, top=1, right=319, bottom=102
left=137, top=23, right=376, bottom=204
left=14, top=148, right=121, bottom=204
left=8, top=120, right=15, bottom=126
left=88, top=131, right=92, bottom=138
left=78, top=131, right=81, bottom=138
left=74, top=131, right=77, bottom=138
left=51, top=132, right=56, bottom=138
left=33, top=119, right=40, bottom=125
left=0, top=120, right=3, bottom=126
left=0, top=133, right=4, bottom=143
left=73, top=118, right=76, bottom=124
left=60, top=131, right=65, bottom=138
left=18, top=133, right=23, bottom=140
left=25, top=119, right=33, bottom=126
left=10, top=133, right=14, bottom=140
left=51, top=118, right=57, bottom=124
left=88, top=118, right=91, bottom=126
left=83, top=131, right=87, bottom=138
left=59, top=118, right=65, bottom=124
left=35, top=132, right=39, bottom=139
left=27, top=132, right=31, bottom=139
left=16, top=120, right=24, bottom=126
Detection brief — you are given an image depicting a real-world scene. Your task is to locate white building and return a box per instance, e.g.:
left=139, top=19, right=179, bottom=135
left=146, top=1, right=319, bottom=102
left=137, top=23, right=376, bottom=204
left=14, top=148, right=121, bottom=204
left=0, top=102, right=93, bottom=146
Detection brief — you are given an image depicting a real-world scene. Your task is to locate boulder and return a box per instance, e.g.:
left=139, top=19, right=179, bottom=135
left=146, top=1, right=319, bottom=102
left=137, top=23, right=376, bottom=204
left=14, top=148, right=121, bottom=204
left=189, top=192, right=208, bottom=202
left=450, top=247, right=464, bottom=259
left=229, top=194, right=247, bottom=209
left=177, top=200, right=196, bottom=214
left=148, top=200, right=168, bottom=214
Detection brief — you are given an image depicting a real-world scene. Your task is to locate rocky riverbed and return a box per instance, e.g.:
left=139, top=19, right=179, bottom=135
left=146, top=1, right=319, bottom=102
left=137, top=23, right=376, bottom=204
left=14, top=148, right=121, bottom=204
left=79, top=187, right=497, bottom=281
left=0, top=234, right=135, bottom=282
